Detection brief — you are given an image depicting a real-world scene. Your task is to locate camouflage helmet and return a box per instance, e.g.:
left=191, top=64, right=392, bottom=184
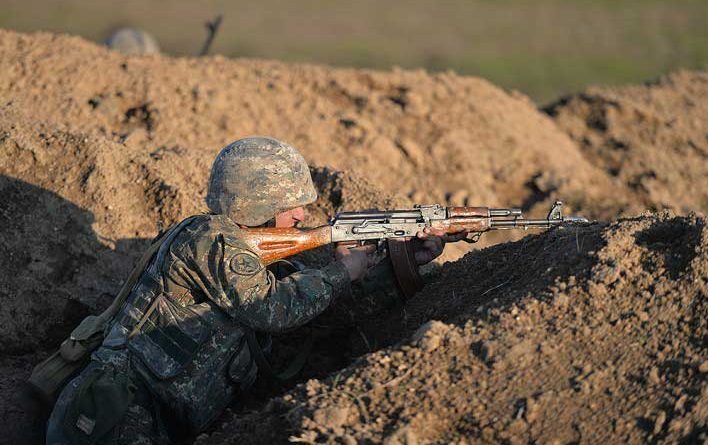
left=206, top=137, right=317, bottom=226
left=105, top=28, right=160, bottom=55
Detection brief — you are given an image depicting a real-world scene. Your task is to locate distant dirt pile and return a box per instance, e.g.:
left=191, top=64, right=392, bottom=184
left=546, top=70, right=708, bottom=215
left=201, top=213, right=707, bottom=444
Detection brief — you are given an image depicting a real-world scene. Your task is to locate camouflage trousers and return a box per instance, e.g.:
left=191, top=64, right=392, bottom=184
left=46, top=360, right=169, bottom=445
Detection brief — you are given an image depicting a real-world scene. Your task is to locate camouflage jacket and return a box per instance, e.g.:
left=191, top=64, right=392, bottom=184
left=94, top=213, right=401, bottom=434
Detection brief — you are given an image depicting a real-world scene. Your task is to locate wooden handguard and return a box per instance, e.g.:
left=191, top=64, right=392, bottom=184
left=446, top=206, right=489, bottom=218
left=432, top=217, right=491, bottom=234
left=239, top=226, right=332, bottom=265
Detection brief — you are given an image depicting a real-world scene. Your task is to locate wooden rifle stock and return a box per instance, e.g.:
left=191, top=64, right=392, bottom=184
left=239, top=225, right=332, bottom=265
left=446, top=207, right=490, bottom=218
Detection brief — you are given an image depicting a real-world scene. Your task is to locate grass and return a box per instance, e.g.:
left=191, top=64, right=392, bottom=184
left=0, top=0, right=706, bottom=103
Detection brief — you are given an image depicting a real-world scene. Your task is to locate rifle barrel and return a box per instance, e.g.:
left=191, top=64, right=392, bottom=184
left=490, top=215, right=588, bottom=229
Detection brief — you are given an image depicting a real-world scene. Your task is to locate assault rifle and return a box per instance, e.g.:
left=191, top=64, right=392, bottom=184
left=240, top=200, right=588, bottom=297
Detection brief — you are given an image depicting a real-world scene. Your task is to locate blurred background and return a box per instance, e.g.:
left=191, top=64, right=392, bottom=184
left=1, top=0, right=706, bottom=104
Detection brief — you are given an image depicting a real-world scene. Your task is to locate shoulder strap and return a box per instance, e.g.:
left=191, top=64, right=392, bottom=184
left=102, top=216, right=202, bottom=324
left=69, top=216, right=201, bottom=343
left=124, top=215, right=205, bottom=339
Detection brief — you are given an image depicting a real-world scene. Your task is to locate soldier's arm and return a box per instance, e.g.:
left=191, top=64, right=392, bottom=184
left=350, top=231, right=448, bottom=314
left=218, top=246, right=351, bottom=333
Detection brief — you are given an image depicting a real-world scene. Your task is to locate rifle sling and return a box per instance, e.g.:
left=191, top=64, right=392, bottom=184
left=101, top=216, right=201, bottom=330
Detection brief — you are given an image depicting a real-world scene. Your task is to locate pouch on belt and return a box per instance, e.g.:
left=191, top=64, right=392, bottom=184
left=62, top=365, right=137, bottom=445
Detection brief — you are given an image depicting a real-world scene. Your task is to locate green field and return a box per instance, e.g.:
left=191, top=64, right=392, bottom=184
left=1, top=0, right=706, bottom=103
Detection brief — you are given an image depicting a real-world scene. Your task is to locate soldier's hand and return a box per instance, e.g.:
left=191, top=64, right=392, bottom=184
left=335, top=244, right=377, bottom=281
left=413, top=227, right=469, bottom=265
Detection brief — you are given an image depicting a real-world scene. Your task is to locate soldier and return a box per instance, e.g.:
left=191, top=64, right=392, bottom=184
left=45, top=137, right=451, bottom=444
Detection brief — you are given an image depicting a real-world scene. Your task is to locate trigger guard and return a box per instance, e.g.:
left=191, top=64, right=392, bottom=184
left=464, top=232, right=482, bottom=243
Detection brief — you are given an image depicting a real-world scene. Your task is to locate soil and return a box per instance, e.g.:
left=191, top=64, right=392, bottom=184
left=0, top=29, right=643, bottom=222
left=0, top=30, right=706, bottom=444
left=200, top=213, right=707, bottom=445
left=546, top=70, right=708, bottom=216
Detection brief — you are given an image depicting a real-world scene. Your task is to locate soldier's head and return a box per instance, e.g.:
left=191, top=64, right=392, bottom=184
left=105, top=28, right=160, bottom=55
left=206, top=137, right=317, bottom=227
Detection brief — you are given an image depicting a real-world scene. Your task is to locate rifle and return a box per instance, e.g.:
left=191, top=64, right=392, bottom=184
left=240, top=201, right=588, bottom=297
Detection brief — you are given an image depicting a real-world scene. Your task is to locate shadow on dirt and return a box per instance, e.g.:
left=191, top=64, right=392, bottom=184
left=0, top=175, right=151, bottom=444
left=0, top=175, right=151, bottom=353
left=634, top=216, right=703, bottom=279
left=359, top=222, right=607, bottom=349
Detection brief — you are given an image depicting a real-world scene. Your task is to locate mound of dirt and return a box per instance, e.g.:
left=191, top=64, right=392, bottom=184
left=546, top=70, right=708, bottom=215
left=1, top=29, right=633, bottom=223
left=201, top=213, right=707, bottom=444
left=0, top=27, right=633, bottom=355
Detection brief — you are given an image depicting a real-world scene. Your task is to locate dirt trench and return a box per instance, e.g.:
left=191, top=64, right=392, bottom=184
left=1, top=29, right=707, bottom=444
left=0, top=165, right=405, bottom=445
